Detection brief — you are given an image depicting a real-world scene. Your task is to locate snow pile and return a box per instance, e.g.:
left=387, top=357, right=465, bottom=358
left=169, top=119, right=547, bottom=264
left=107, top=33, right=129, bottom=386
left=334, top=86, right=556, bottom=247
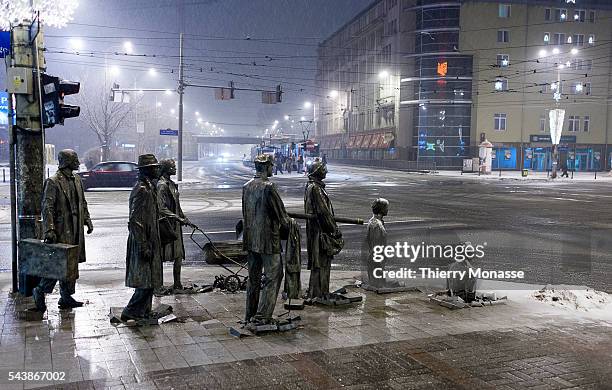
left=531, top=285, right=611, bottom=311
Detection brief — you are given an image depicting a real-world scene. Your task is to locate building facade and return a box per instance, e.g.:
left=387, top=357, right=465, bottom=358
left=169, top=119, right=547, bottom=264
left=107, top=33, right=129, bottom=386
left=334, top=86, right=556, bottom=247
left=316, top=0, right=612, bottom=170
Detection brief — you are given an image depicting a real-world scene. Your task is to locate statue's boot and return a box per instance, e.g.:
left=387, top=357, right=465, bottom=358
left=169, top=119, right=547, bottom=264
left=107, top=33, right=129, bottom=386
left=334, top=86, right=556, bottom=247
left=32, top=287, right=47, bottom=312
left=58, top=296, right=84, bottom=309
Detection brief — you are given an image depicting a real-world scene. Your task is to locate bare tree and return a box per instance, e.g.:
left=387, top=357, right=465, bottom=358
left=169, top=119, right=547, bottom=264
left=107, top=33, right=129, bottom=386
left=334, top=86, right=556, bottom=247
left=77, top=76, right=140, bottom=161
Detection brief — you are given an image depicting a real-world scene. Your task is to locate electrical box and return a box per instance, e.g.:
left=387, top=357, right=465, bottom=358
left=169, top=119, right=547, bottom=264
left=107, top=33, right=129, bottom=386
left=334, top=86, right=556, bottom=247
left=7, top=67, right=32, bottom=94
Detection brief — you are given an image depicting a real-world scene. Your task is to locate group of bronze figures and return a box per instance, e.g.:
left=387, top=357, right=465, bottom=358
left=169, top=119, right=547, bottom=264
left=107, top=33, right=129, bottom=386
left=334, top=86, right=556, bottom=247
left=32, top=149, right=390, bottom=328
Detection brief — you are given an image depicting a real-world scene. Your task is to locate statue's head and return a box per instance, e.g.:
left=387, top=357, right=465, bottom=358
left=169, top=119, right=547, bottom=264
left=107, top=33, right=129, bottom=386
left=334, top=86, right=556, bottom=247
left=58, top=149, right=80, bottom=171
left=308, top=160, right=327, bottom=180
left=136, top=154, right=161, bottom=179
left=160, top=159, right=177, bottom=177
left=254, top=154, right=274, bottom=176
left=371, top=198, right=389, bottom=217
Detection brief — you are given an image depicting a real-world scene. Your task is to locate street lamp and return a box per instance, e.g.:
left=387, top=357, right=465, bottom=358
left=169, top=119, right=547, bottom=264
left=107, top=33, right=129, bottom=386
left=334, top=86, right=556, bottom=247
left=378, top=70, right=389, bottom=79
left=329, top=90, right=338, bottom=98
left=304, top=101, right=312, bottom=109
left=148, top=68, right=157, bottom=76
left=123, top=41, right=133, bottom=54
left=284, top=115, right=289, bottom=121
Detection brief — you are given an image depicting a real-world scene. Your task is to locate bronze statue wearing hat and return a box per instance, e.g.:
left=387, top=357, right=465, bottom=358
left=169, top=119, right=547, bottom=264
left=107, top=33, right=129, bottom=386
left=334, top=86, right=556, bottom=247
left=242, top=154, right=291, bottom=325
left=304, top=161, right=342, bottom=300
left=122, top=154, right=165, bottom=321
left=157, top=158, right=192, bottom=290
left=32, top=149, right=93, bottom=312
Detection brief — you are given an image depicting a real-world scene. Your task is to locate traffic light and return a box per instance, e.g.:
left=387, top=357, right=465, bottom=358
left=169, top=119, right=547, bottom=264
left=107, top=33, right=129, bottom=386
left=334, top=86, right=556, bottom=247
left=276, top=84, right=282, bottom=103
left=40, top=73, right=80, bottom=128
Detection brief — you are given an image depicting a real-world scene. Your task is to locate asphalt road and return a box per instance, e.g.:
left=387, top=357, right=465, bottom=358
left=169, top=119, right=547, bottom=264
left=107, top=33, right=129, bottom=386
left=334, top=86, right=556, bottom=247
left=1, top=160, right=611, bottom=291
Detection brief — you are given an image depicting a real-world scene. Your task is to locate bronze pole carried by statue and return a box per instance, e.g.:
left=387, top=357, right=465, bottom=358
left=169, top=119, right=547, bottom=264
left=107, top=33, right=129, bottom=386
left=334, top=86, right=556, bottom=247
left=287, top=212, right=364, bottom=225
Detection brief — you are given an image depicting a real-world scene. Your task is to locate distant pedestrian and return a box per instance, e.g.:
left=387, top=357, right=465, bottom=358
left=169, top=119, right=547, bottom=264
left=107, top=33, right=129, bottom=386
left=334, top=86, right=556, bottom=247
left=297, top=155, right=303, bottom=174
left=561, top=164, right=569, bottom=178
left=322, top=153, right=327, bottom=165
left=274, top=153, right=284, bottom=175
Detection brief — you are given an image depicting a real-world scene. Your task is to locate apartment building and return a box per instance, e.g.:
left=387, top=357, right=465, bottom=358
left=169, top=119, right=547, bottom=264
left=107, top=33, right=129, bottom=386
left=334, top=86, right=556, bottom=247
left=316, top=0, right=612, bottom=170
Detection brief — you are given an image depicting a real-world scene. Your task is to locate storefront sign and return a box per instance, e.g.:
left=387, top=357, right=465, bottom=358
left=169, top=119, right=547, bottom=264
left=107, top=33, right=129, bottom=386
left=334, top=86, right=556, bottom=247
left=530, top=134, right=576, bottom=143
left=437, top=61, right=448, bottom=77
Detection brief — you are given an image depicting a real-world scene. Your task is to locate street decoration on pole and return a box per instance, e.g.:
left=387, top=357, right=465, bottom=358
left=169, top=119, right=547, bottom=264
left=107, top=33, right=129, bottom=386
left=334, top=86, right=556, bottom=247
left=549, top=108, right=565, bottom=179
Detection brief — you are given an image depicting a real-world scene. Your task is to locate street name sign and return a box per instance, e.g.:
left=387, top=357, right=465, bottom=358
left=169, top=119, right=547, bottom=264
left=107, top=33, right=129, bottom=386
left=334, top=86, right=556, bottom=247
left=160, top=128, right=179, bottom=136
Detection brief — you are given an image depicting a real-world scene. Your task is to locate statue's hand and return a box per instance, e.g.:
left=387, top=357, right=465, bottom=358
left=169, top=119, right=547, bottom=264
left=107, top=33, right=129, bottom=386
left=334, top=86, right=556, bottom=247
left=86, top=220, right=94, bottom=234
left=44, top=230, right=57, bottom=244
left=142, top=244, right=153, bottom=259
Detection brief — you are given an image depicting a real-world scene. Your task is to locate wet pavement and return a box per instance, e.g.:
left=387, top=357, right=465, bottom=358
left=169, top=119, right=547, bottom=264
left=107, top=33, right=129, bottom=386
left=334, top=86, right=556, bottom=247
left=1, top=267, right=611, bottom=389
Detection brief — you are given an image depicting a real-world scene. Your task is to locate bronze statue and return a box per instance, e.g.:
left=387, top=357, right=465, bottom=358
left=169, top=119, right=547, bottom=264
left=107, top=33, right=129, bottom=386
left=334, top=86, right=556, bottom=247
left=304, top=161, right=342, bottom=300
left=32, top=149, right=93, bottom=312
left=363, top=198, right=389, bottom=288
left=122, top=154, right=164, bottom=321
left=242, top=154, right=290, bottom=325
left=157, top=158, right=192, bottom=290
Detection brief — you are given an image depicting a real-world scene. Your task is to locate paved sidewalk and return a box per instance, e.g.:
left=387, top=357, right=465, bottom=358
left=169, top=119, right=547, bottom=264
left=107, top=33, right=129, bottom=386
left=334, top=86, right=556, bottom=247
left=1, top=267, right=611, bottom=389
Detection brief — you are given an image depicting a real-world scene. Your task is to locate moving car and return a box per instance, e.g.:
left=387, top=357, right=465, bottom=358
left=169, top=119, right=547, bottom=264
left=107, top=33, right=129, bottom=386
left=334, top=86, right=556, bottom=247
left=78, top=161, right=138, bottom=190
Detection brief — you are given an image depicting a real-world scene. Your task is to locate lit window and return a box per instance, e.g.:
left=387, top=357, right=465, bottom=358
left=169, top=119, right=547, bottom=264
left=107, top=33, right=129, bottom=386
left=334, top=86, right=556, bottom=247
left=583, top=116, right=590, bottom=132
left=574, top=10, right=585, bottom=22
left=499, top=4, right=511, bottom=18
left=567, top=36, right=572, bottom=44
left=494, top=113, right=507, bottom=131
left=496, top=54, right=509, bottom=67
left=544, top=33, right=550, bottom=44
left=554, top=8, right=567, bottom=22
left=588, top=34, right=595, bottom=45
left=494, top=78, right=508, bottom=91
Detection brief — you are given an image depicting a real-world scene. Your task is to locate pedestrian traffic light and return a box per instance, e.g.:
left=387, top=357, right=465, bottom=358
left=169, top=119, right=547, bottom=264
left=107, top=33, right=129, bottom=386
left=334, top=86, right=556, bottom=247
left=40, top=73, right=80, bottom=128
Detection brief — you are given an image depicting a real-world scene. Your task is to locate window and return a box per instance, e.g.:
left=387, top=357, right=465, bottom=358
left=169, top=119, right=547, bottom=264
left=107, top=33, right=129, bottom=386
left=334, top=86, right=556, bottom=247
left=543, top=32, right=550, bottom=44
left=540, top=115, right=546, bottom=132
left=583, top=116, right=590, bottom=132
left=585, top=59, right=592, bottom=70
left=568, top=115, right=580, bottom=132
left=574, top=10, right=585, bottom=22
left=588, top=34, right=595, bottom=45
left=572, top=59, right=583, bottom=70
left=494, top=113, right=507, bottom=131
left=545, top=8, right=551, bottom=21
left=496, top=54, right=509, bottom=67
left=499, top=4, right=511, bottom=18
left=585, top=82, right=591, bottom=95
left=554, top=8, right=567, bottom=22
left=494, top=78, right=509, bottom=91
left=553, top=33, right=565, bottom=45
left=497, top=30, right=509, bottom=43
left=385, top=19, right=397, bottom=35
left=573, top=34, right=584, bottom=46
left=589, top=10, right=595, bottom=23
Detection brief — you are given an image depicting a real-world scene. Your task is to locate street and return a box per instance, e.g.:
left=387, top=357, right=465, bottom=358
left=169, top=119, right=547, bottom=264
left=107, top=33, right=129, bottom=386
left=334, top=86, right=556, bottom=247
left=2, top=161, right=611, bottom=291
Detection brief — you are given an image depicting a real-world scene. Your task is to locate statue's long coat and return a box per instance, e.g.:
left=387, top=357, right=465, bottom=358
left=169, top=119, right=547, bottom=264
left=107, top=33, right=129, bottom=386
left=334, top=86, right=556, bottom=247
left=41, top=170, right=91, bottom=264
left=304, top=178, right=337, bottom=270
left=125, top=177, right=162, bottom=289
left=157, top=176, right=185, bottom=262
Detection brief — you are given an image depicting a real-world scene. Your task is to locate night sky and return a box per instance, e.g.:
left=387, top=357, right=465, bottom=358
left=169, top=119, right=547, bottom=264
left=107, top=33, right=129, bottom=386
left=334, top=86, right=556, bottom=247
left=2, top=0, right=373, bottom=153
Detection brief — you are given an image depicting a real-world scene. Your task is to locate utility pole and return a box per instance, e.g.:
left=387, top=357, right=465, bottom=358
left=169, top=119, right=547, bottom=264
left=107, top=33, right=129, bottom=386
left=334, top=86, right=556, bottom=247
left=8, top=23, right=46, bottom=294
left=177, top=32, right=184, bottom=181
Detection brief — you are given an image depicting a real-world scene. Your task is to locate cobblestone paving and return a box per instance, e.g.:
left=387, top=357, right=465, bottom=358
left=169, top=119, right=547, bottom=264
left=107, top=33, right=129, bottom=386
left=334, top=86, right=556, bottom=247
left=1, top=269, right=611, bottom=389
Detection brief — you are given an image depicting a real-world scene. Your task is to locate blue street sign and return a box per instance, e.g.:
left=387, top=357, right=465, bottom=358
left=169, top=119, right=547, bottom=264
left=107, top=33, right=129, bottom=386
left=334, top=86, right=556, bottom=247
left=0, top=31, right=10, bottom=58
left=0, top=92, right=8, bottom=128
left=160, top=128, right=179, bottom=136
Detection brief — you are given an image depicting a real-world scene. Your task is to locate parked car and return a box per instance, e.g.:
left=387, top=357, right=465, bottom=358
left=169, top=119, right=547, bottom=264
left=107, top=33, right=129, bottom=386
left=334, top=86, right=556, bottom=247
left=78, top=161, right=138, bottom=190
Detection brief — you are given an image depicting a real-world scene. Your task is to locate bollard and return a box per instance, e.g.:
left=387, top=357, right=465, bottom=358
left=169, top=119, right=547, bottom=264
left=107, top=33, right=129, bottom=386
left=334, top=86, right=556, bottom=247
left=47, top=167, right=50, bottom=178
left=2, top=168, right=5, bottom=183
left=547, top=169, right=550, bottom=178
left=571, top=170, right=574, bottom=179
left=595, top=170, right=597, bottom=180
left=499, top=168, right=502, bottom=177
